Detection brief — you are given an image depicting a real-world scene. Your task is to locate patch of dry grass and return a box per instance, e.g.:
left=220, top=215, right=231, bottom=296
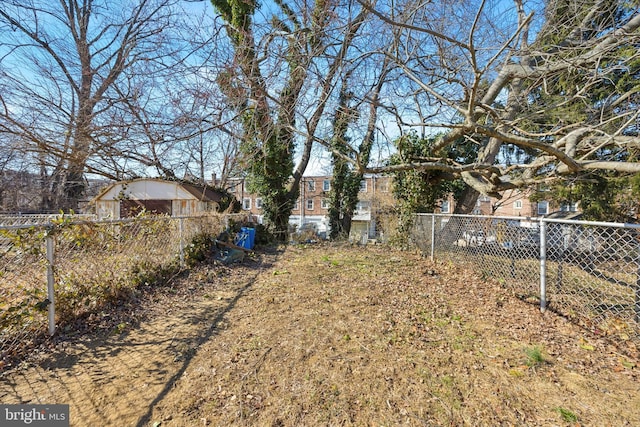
left=149, top=244, right=640, bottom=426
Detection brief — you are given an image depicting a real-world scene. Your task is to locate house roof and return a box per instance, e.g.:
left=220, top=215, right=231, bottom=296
left=545, top=211, right=583, bottom=220
left=180, top=182, right=225, bottom=202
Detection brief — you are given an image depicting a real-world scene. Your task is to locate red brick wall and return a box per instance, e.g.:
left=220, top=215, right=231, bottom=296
left=224, top=175, right=393, bottom=218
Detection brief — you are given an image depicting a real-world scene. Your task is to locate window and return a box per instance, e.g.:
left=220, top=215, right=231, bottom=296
left=356, top=201, right=370, bottom=212
left=514, top=199, right=523, bottom=209
left=242, top=198, right=251, bottom=210
left=321, top=199, right=329, bottom=209
left=359, top=180, right=367, bottom=192
left=255, top=198, right=262, bottom=209
left=441, top=200, right=450, bottom=213
left=307, top=180, right=315, bottom=191
left=323, top=179, right=331, bottom=191
left=227, top=181, right=241, bottom=198
left=561, top=202, right=578, bottom=212
left=293, top=200, right=299, bottom=210
left=306, top=199, right=314, bottom=210
left=537, top=201, right=548, bottom=215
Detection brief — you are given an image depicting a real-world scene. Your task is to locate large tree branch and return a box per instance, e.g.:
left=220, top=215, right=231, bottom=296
left=356, top=0, right=470, bottom=51
left=290, top=7, right=371, bottom=190
left=0, top=7, right=80, bottom=94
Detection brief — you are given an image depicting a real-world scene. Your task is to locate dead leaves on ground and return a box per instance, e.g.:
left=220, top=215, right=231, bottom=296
left=150, top=244, right=639, bottom=427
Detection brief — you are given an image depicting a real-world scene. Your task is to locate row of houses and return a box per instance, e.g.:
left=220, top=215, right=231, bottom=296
left=223, top=176, right=579, bottom=238
left=468, top=189, right=579, bottom=218
left=90, top=176, right=578, bottom=240
left=224, top=175, right=395, bottom=239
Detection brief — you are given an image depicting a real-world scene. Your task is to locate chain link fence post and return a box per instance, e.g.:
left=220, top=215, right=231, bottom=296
left=430, top=214, right=436, bottom=262
left=636, top=242, right=640, bottom=323
left=539, top=218, right=547, bottom=313
left=179, top=217, right=185, bottom=267
left=46, top=231, right=56, bottom=336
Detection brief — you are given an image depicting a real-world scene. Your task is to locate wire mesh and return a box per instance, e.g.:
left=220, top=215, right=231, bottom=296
left=0, top=214, right=231, bottom=369
left=545, top=222, right=639, bottom=340
left=0, top=225, right=49, bottom=365
left=412, top=213, right=640, bottom=343
left=51, top=217, right=182, bottom=324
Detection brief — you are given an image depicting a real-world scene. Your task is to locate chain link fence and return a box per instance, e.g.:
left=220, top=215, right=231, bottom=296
left=411, top=213, right=640, bottom=343
left=0, top=213, right=246, bottom=369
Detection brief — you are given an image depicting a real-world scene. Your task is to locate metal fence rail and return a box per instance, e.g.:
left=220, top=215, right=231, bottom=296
left=0, top=214, right=240, bottom=368
left=412, top=213, right=640, bottom=343
left=0, top=213, right=97, bottom=226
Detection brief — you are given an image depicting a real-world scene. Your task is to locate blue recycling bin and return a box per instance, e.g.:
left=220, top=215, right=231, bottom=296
left=235, top=227, right=256, bottom=249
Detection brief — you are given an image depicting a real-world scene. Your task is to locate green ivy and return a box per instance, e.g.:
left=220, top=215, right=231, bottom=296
left=389, top=132, right=472, bottom=243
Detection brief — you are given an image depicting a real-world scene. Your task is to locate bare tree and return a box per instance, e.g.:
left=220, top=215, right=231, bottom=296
left=207, top=0, right=384, bottom=239
left=0, top=0, right=213, bottom=210
left=354, top=0, right=640, bottom=212
left=94, top=8, right=247, bottom=187
left=326, top=52, right=393, bottom=238
left=103, top=60, right=244, bottom=185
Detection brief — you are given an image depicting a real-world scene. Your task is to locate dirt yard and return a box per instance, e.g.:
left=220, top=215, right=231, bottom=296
left=1, top=244, right=638, bottom=426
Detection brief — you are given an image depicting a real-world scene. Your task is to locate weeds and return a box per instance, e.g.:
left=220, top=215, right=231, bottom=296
left=554, top=407, right=578, bottom=423
left=184, top=233, right=216, bottom=266
left=524, top=345, right=545, bottom=367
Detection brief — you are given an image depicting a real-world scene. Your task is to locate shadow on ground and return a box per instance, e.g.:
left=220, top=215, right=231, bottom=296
left=0, top=249, right=280, bottom=426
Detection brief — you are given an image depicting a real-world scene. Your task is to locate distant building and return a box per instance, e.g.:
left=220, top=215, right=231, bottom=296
left=0, top=169, right=109, bottom=213
left=218, top=172, right=583, bottom=240
left=436, top=188, right=578, bottom=218
left=222, top=175, right=394, bottom=239
left=0, top=170, right=42, bottom=213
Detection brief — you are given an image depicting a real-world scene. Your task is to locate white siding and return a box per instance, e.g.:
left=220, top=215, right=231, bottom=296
left=99, top=180, right=196, bottom=201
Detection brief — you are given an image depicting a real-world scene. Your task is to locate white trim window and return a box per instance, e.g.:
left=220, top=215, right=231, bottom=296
left=537, top=201, right=548, bottom=215
left=323, top=179, right=331, bottom=191
left=321, top=199, right=329, bottom=209
left=307, top=180, right=315, bottom=191
left=359, top=180, right=367, bottom=192
left=561, top=202, right=578, bottom=212
left=242, top=198, right=251, bottom=210
left=306, top=199, right=314, bottom=210
left=441, top=200, right=450, bottom=214
left=356, top=201, right=370, bottom=212
left=514, top=199, right=523, bottom=209
left=293, top=200, right=299, bottom=210
left=255, top=198, right=263, bottom=209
